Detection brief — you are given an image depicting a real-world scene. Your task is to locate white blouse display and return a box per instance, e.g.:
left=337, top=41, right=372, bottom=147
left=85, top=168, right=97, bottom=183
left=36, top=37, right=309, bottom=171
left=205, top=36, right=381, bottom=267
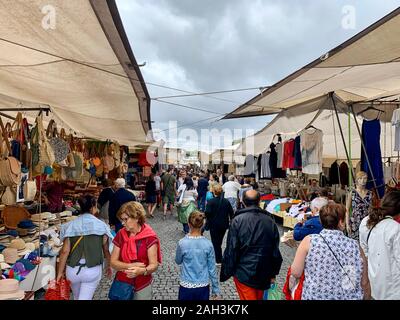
left=300, top=128, right=323, bottom=175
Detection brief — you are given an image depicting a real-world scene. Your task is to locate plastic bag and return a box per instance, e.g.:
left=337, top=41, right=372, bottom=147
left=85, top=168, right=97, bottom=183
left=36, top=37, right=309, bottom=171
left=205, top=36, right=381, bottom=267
left=45, top=279, right=71, bottom=300
left=264, top=283, right=282, bottom=300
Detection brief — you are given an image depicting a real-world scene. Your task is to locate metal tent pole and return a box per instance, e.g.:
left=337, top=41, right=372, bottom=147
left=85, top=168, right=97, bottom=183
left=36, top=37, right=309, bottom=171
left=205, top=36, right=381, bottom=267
left=330, top=93, right=356, bottom=185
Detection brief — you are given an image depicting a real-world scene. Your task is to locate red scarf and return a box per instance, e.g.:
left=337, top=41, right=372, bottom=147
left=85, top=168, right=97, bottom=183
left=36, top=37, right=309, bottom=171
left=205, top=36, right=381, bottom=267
left=119, top=224, right=162, bottom=264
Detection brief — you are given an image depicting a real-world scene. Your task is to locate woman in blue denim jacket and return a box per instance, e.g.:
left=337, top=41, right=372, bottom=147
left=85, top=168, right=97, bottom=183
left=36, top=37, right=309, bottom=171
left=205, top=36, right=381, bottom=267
left=175, top=211, right=221, bottom=300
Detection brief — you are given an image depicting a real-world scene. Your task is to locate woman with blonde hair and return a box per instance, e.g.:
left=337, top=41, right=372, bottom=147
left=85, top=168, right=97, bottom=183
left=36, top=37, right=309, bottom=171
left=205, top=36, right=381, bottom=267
left=346, top=171, right=372, bottom=240
left=109, top=201, right=162, bottom=300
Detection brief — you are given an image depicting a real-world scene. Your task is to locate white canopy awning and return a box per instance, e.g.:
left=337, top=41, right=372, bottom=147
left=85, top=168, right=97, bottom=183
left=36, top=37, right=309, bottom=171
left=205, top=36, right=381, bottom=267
left=0, top=0, right=151, bottom=147
left=238, top=97, right=397, bottom=160
left=224, top=7, right=400, bottom=120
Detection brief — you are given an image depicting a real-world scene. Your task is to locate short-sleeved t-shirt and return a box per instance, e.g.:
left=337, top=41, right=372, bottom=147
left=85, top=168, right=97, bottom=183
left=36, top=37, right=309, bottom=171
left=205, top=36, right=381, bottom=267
left=161, top=174, right=176, bottom=196
left=113, top=232, right=158, bottom=291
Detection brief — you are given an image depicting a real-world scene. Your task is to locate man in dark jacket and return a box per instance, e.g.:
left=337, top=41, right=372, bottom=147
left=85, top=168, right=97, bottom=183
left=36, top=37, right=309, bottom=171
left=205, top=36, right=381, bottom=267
left=197, top=172, right=209, bottom=211
left=108, top=178, right=136, bottom=232
left=205, top=184, right=234, bottom=264
left=220, top=189, right=282, bottom=300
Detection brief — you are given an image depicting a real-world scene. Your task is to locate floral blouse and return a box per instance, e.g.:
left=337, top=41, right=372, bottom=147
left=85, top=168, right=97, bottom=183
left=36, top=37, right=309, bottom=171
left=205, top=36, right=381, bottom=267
left=302, top=229, right=364, bottom=300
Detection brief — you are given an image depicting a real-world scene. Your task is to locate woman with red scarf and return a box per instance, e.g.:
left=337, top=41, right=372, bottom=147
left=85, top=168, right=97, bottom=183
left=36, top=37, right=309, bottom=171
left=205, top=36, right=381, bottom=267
left=110, top=201, right=162, bottom=300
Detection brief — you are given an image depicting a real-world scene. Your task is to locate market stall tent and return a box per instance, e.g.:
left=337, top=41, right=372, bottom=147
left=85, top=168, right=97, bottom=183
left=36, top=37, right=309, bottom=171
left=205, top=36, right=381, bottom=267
left=224, top=7, right=400, bottom=119
left=224, top=7, right=400, bottom=160
left=0, top=0, right=152, bottom=147
left=236, top=97, right=397, bottom=160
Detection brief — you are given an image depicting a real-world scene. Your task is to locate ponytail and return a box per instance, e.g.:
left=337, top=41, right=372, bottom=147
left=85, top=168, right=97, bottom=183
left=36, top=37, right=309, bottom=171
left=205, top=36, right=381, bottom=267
left=366, top=206, right=385, bottom=229
left=367, top=191, right=400, bottom=229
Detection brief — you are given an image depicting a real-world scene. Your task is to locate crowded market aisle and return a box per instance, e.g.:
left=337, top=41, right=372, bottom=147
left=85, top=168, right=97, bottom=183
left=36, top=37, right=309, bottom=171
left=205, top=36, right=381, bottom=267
left=93, top=209, right=296, bottom=300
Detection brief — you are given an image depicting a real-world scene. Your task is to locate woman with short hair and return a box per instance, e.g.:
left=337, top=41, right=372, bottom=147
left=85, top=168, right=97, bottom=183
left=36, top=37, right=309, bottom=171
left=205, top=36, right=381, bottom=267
left=359, top=191, right=400, bottom=300
left=110, top=201, right=162, bottom=300
left=57, top=194, right=113, bottom=300
left=291, top=203, right=370, bottom=300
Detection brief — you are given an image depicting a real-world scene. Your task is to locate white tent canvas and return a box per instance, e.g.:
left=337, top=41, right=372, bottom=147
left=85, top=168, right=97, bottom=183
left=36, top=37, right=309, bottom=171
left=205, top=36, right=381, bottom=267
left=0, top=0, right=151, bottom=147
left=224, top=8, right=400, bottom=120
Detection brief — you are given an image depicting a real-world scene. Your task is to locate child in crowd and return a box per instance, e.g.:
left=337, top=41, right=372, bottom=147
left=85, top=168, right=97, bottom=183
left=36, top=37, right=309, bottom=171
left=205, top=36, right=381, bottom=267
left=175, top=211, right=220, bottom=300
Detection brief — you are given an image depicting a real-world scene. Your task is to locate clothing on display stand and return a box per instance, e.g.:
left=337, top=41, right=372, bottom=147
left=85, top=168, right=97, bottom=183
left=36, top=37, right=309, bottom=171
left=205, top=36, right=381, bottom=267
left=257, top=153, right=271, bottom=179
left=282, top=139, right=295, bottom=170
left=339, top=162, right=349, bottom=188
left=349, top=189, right=372, bottom=241
left=269, top=143, right=286, bottom=179
left=276, top=142, right=284, bottom=169
left=392, top=109, right=400, bottom=151
left=244, top=154, right=256, bottom=177
left=360, top=119, right=385, bottom=198
left=329, top=161, right=340, bottom=185
left=300, top=127, right=323, bottom=175
left=293, top=136, right=302, bottom=170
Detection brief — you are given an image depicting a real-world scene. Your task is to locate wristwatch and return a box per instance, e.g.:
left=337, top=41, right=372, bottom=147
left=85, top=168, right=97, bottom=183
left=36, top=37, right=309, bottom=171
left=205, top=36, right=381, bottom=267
left=143, top=267, right=148, bottom=276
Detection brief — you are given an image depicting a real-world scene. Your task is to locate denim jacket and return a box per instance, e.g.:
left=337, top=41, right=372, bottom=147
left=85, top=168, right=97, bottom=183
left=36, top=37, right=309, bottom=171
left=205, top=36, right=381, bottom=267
left=175, top=235, right=220, bottom=295
left=60, top=213, right=114, bottom=241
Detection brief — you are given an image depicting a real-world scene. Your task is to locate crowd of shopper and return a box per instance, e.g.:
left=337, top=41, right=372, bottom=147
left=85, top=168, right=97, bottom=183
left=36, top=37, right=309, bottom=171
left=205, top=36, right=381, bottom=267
left=55, top=165, right=400, bottom=301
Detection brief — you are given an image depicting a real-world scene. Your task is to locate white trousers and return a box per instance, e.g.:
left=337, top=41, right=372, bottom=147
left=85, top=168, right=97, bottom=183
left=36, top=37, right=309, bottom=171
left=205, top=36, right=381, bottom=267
left=66, top=259, right=102, bottom=300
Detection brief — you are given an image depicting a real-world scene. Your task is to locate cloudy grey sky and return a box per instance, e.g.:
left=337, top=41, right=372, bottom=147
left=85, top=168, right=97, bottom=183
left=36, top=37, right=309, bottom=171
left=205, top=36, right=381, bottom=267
left=116, top=0, right=400, bottom=152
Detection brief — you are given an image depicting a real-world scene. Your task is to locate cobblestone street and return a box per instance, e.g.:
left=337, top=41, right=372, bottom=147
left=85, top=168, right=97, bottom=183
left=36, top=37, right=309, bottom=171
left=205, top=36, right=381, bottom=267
left=93, top=208, right=296, bottom=300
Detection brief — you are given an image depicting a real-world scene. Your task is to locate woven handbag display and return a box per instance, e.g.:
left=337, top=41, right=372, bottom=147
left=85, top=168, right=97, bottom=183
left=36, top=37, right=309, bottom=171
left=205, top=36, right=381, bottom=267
left=34, top=115, right=55, bottom=167
left=46, top=120, right=70, bottom=164
left=0, top=122, right=22, bottom=187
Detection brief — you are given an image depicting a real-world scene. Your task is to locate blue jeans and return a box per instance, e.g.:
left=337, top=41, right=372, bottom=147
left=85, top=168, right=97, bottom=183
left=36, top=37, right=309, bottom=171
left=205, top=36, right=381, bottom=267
left=198, top=194, right=206, bottom=212
left=179, top=285, right=209, bottom=300
left=183, top=223, right=189, bottom=234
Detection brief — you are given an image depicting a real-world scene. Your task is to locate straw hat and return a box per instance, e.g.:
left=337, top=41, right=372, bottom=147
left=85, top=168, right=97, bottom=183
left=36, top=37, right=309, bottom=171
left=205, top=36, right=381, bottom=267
left=17, top=243, right=36, bottom=256
left=0, top=279, right=25, bottom=300
left=9, top=238, right=26, bottom=251
left=2, top=248, right=18, bottom=264
left=0, top=254, right=11, bottom=270
left=60, top=211, right=72, bottom=218
left=30, top=214, right=48, bottom=222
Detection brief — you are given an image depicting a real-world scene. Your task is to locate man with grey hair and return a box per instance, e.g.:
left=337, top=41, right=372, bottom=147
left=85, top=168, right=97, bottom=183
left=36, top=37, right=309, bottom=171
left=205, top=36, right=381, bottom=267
left=293, top=196, right=328, bottom=241
left=222, top=175, right=241, bottom=212
left=108, top=178, right=136, bottom=232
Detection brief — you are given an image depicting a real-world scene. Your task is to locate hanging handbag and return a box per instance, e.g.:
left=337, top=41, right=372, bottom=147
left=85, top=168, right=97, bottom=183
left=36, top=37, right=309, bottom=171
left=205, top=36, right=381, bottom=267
left=1, top=186, right=16, bottom=205
left=9, top=113, right=23, bottom=161
left=23, top=180, right=37, bottom=202
left=32, top=115, right=55, bottom=168
left=103, top=141, right=115, bottom=173
left=72, top=151, right=84, bottom=179
left=0, top=132, right=21, bottom=187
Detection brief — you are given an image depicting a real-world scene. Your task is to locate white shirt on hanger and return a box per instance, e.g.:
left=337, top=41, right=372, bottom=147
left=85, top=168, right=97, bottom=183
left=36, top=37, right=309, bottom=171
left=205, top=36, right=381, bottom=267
left=391, top=109, right=400, bottom=151
left=300, top=128, right=323, bottom=175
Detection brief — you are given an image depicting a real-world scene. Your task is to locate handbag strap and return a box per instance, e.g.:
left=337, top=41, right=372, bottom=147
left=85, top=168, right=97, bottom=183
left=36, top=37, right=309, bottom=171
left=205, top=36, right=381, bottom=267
left=319, top=234, right=357, bottom=290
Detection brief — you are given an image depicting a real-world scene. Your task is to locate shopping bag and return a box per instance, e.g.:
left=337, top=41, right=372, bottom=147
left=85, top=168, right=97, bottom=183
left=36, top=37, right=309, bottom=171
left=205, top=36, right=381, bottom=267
left=264, top=283, right=282, bottom=300
left=44, top=279, right=71, bottom=300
